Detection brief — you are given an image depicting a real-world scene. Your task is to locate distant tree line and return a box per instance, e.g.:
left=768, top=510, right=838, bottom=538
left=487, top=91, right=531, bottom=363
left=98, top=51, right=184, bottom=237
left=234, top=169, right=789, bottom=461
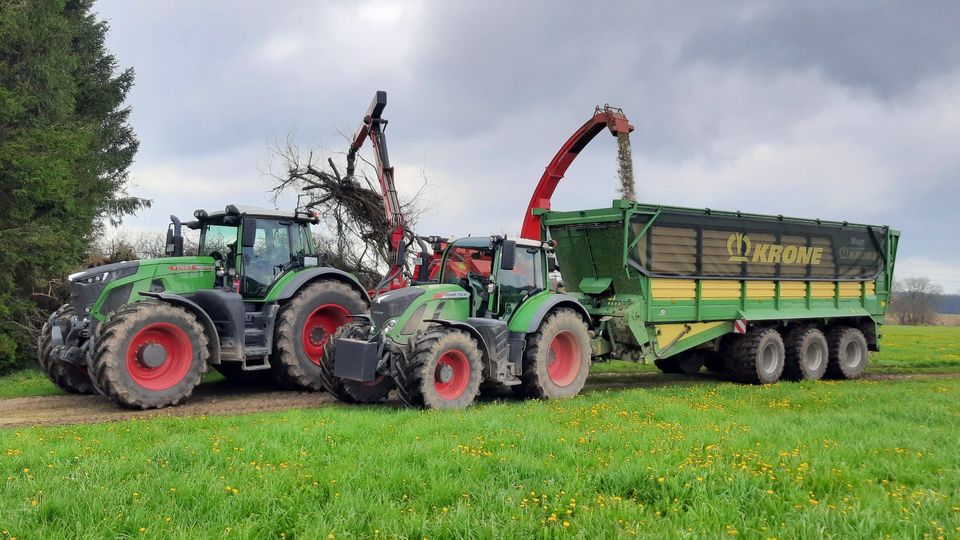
left=0, top=0, right=146, bottom=372
left=890, top=277, right=956, bottom=325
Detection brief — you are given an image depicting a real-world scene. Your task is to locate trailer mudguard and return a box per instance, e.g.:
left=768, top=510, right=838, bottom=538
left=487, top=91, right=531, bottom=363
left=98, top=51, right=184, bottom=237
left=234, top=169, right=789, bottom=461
left=269, top=267, right=371, bottom=303
left=508, top=291, right=591, bottom=334
left=138, top=291, right=222, bottom=364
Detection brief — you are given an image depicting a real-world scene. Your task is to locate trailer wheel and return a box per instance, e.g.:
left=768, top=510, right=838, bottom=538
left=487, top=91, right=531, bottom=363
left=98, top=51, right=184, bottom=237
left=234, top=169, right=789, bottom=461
left=726, top=327, right=784, bottom=384
left=319, top=321, right=395, bottom=403
left=654, top=350, right=705, bottom=375
left=37, top=305, right=96, bottom=395
left=394, top=326, right=482, bottom=409
left=89, top=301, right=209, bottom=409
left=516, top=309, right=591, bottom=399
left=271, top=280, right=368, bottom=391
left=782, top=326, right=829, bottom=381
left=825, top=327, right=868, bottom=379
left=703, top=350, right=726, bottom=373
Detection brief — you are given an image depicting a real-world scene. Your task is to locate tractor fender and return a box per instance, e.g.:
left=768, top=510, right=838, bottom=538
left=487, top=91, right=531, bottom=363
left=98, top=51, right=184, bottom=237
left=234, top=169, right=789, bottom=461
left=422, top=318, right=494, bottom=368
left=274, top=267, right=371, bottom=304
left=510, top=292, right=592, bottom=334
left=138, top=292, right=222, bottom=364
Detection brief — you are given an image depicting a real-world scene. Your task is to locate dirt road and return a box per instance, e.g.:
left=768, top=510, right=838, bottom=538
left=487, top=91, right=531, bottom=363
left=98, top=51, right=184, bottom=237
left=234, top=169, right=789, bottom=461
left=2, top=371, right=957, bottom=429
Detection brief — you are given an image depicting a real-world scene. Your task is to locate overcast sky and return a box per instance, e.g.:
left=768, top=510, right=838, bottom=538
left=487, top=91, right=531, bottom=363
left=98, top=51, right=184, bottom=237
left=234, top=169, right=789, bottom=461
left=96, top=0, right=960, bottom=291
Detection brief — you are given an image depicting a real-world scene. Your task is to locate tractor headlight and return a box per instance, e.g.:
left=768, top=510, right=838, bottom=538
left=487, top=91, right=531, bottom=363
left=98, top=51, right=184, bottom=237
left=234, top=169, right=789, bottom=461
left=382, top=318, right=398, bottom=334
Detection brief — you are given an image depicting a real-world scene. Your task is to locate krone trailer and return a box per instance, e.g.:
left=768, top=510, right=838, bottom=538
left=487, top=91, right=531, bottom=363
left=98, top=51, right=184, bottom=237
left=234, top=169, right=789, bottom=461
left=539, top=200, right=899, bottom=383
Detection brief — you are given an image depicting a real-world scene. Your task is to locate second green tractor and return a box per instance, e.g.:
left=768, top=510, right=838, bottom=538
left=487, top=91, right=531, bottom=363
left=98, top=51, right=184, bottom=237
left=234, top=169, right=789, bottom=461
left=323, top=236, right=593, bottom=409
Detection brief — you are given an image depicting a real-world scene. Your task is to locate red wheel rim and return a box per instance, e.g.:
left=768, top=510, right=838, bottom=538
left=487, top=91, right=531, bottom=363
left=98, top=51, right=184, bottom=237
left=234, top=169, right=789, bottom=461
left=434, top=350, right=470, bottom=400
left=302, top=304, right=350, bottom=365
left=547, top=330, right=581, bottom=387
left=125, top=322, right=193, bottom=391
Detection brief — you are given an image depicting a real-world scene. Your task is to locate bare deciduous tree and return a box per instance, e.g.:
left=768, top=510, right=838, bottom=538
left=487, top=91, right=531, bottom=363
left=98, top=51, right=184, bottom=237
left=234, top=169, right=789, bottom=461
left=891, top=276, right=943, bottom=325
left=267, top=133, right=427, bottom=288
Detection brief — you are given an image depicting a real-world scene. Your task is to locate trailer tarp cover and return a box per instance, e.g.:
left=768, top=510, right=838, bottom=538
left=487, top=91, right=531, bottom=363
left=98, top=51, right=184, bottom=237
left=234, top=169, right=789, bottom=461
left=628, top=210, right=887, bottom=280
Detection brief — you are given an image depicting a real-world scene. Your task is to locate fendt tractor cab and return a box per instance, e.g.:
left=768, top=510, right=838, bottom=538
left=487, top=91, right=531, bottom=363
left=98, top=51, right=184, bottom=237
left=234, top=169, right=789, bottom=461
left=321, top=236, right=593, bottom=409
left=38, top=204, right=369, bottom=409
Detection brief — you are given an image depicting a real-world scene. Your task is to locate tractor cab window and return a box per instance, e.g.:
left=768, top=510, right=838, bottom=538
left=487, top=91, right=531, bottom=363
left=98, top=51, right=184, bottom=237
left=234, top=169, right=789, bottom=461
left=440, top=243, right=494, bottom=316
left=495, top=247, right=544, bottom=315
left=241, top=218, right=298, bottom=297
left=199, top=223, right=239, bottom=265
left=440, top=245, right=493, bottom=284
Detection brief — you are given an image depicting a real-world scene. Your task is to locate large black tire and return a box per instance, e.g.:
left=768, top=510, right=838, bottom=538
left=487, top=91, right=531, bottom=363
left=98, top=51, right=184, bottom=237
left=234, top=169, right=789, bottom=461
left=515, top=309, right=591, bottom=399
left=37, top=304, right=95, bottom=394
left=825, top=326, right=868, bottom=379
left=320, top=321, right=395, bottom=403
left=725, top=327, right=785, bottom=384
left=654, top=349, right=705, bottom=375
left=271, top=280, right=368, bottom=391
left=703, top=350, right=726, bottom=373
left=89, top=301, right=209, bottom=409
left=782, top=326, right=829, bottom=381
left=394, top=326, right=483, bottom=409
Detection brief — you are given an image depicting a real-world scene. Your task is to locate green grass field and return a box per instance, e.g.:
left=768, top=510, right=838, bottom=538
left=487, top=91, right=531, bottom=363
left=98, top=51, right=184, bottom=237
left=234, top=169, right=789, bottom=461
left=2, top=325, right=959, bottom=539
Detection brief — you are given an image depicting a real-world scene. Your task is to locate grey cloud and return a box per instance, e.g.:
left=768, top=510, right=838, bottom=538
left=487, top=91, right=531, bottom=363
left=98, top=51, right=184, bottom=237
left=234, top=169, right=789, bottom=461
left=95, top=0, right=960, bottom=288
left=680, top=0, right=960, bottom=98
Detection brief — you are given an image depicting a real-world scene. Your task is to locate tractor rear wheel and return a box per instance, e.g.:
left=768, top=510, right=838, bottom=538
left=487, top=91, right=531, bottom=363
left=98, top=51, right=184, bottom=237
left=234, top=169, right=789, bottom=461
left=37, top=304, right=95, bottom=394
left=516, top=309, right=591, bottom=399
left=89, top=301, right=209, bottom=409
left=782, top=326, right=829, bottom=381
left=319, top=321, right=395, bottom=403
left=394, top=326, right=483, bottom=409
left=271, top=280, right=368, bottom=391
left=726, top=327, right=784, bottom=384
left=654, top=350, right=706, bottom=375
left=825, top=327, right=868, bottom=379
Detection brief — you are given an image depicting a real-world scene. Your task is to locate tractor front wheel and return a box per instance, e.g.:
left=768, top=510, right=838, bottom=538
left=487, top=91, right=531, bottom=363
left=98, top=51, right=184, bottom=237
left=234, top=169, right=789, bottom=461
left=516, top=309, right=591, bottom=399
left=271, top=280, right=368, bottom=391
left=394, top=326, right=483, bottom=409
left=37, top=304, right=95, bottom=394
left=89, top=301, right=209, bottom=409
left=320, top=321, right=395, bottom=403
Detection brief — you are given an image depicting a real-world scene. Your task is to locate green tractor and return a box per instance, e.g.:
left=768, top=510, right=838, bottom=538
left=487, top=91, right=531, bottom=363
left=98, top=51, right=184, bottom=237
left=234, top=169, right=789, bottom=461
left=38, top=204, right=369, bottom=409
left=323, top=236, right=593, bottom=409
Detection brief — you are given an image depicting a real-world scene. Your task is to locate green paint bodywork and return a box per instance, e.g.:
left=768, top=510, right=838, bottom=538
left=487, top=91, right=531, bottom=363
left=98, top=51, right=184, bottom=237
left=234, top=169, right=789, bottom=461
left=380, top=284, right=470, bottom=345
left=90, top=257, right=216, bottom=321
left=542, top=200, right=900, bottom=363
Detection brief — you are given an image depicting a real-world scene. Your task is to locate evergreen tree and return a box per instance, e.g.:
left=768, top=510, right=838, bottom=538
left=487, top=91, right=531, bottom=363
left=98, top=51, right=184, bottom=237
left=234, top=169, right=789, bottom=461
left=0, top=0, right=147, bottom=371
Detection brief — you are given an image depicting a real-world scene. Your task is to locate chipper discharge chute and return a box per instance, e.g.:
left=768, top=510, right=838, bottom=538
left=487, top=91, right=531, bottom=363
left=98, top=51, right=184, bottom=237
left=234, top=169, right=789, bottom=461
left=541, top=200, right=899, bottom=383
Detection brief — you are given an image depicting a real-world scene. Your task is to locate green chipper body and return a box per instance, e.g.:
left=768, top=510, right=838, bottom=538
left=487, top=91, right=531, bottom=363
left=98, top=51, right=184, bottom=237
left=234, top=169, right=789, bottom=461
left=541, top=199, right=900, bottom=364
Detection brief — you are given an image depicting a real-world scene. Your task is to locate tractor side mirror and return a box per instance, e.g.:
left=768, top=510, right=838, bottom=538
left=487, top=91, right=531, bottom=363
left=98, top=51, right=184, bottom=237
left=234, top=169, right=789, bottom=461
left=547, top=255, right=560, bottom=272
left=500, top=240, right=516, bottom=271
left=164, top=225, right=175, bottom=256
left=241, top=218, right=257, bottom=248
left=165, top=215, right=184, bottom=257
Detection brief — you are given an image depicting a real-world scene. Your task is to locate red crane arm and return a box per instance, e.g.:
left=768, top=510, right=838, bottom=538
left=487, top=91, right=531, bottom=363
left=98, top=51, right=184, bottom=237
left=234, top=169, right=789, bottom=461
left=519, top=105, right=633, bottom=240
left=345, top=91, right=406, bottom=261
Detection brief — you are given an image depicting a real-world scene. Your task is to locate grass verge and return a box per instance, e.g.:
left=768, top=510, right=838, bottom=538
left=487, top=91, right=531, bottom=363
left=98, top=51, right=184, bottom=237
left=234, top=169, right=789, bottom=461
left=2, top=377, right=959, bottom=538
